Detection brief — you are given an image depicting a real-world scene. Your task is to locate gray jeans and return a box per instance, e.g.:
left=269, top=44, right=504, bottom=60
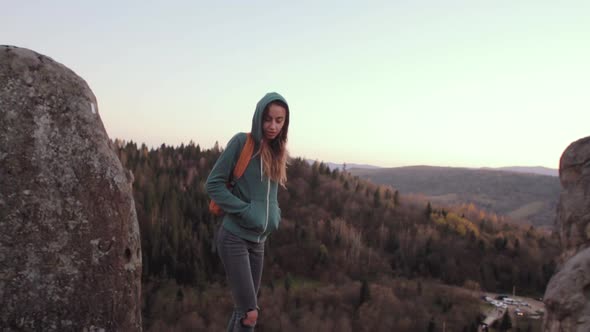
left=216, top=226, right=265, bottom=332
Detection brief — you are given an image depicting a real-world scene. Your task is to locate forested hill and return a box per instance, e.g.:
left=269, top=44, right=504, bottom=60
left=114, top=140, right=558, bottom=331
left=350, top=166, right=560, bottom=229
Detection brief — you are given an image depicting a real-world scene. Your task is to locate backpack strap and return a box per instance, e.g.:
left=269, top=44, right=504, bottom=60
left=229, top=133, right=254, bottom=186
left=209, top=133, right=255, bottom=216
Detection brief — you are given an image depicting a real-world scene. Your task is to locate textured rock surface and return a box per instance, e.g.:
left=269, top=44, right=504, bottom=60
left=543, top=247, right=590, bottom=332
left=556, top=136, right=590, bottom=262
left=0, top=46, right=142, bottom=331
left=543, top=136, right=590, bottom=332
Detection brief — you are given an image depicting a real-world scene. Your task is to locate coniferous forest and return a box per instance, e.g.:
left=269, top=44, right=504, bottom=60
left=113, top=140, right=558, bottom=331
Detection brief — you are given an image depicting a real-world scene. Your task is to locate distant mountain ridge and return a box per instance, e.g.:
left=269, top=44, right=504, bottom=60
left=349, top=165, right=560, bottom=229
left=305, top=159, right=559, bottom=177
left=305, top=159, right=381, bottom=171
left=486, top=166, right=558, bottom=177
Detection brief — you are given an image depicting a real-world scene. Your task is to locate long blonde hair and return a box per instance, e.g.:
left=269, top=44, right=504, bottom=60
left=260, top=100, right=289, bottom=187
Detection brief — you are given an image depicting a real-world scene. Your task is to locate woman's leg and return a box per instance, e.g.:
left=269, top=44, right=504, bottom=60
left=217, top=226, right=263, bottom=332
left=248, top=237, right=265, bottom=319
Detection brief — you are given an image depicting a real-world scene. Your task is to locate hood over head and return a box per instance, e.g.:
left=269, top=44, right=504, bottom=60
left=251, top=92, right=289, bottom=143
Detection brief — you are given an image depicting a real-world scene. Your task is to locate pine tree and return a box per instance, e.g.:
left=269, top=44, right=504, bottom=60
left=359, top=279, right=371, bottom=306
left=373, top=189, right=381, bottom=208
left=284, top=273, right=293, bottom=292
left=425, top=202, right=432, bottom=218
left=499, top=311, right=512, bottom=331
left=427, top=317, right=435, bottom=332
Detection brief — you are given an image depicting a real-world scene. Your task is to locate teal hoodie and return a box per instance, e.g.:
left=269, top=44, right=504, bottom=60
left=206, top=92, right=288, bottom=243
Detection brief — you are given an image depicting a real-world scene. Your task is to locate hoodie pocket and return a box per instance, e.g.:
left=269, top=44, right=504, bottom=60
left=267, top=202, right=281, bottom=232
left=239, top=200, right=267, bottom=233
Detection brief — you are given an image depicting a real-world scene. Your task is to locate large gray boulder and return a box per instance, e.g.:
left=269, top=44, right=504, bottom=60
left=543, top=247, right=590, bottom=332
left=543, top=136, right=590, bottom=332
left=556, top=136, right=590, bottom=262
left=0, top=46, right=142, bottom=331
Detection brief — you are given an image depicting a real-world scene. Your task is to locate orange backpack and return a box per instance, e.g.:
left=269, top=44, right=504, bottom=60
left=209, top=133, right=255, bottom=216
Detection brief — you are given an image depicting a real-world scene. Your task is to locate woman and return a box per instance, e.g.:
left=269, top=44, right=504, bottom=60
left=206, top=92, right=289, bottom=331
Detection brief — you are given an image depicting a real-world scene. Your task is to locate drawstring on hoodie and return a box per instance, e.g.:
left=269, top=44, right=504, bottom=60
left=252, top=146, right=263, bottom=182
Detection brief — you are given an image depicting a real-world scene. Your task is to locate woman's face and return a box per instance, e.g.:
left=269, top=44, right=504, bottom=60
left=263, top=103, right=287, bottom=141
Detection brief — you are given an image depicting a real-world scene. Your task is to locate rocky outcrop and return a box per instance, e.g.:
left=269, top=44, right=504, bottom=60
left=0, top=46, right=142, bottom=331
left=543, top=247, right=590, bottom=332
left=543, top=136, right=590, bottom=332
left=555, top=136, right=590, bottom=262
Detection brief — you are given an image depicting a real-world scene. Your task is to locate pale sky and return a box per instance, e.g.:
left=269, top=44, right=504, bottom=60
left=3, top=1, right=589, bottom=168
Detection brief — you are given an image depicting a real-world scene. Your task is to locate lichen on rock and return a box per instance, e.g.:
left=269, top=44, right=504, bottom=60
left=0, top=45, right=142, bottom=331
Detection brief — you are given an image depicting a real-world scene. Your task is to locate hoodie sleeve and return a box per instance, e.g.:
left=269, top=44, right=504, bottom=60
left=205, top=133, right=250, bottom=215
